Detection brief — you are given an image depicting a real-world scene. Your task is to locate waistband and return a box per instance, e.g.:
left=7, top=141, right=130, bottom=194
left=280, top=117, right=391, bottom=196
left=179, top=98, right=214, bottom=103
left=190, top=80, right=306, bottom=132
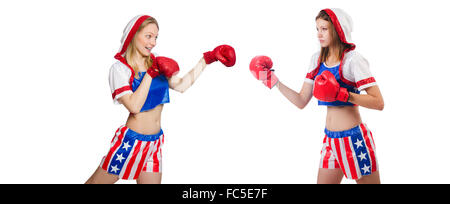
left=324, top=123, right=364, bottom=138
left=125, top=127, right=163, bottom=142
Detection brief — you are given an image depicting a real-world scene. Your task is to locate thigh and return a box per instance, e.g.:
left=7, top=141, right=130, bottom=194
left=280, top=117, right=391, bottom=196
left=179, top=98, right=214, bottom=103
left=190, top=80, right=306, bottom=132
left=85, top=167, right=119, bottom=184
left=356, top=170, right=380, bottom=184
left=136, top=172, right=162, bottom=184
left=317, top=168, right=344, bottom=184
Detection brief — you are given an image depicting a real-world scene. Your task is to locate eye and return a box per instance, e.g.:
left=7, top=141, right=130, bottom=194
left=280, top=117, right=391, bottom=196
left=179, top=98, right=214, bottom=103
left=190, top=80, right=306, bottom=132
left=146, top=35, right=152, bottom=39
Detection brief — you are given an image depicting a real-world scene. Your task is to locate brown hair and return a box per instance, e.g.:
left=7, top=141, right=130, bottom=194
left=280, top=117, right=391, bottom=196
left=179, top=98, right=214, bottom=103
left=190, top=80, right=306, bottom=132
left=125, top=17, right=159, bottom=77
left=315, top=10, right=352, bottom=63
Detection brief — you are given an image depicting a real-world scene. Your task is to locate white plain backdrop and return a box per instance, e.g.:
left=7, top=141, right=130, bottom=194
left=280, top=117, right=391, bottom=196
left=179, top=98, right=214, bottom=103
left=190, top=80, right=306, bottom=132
left=0, top=0, right=449, bottom=184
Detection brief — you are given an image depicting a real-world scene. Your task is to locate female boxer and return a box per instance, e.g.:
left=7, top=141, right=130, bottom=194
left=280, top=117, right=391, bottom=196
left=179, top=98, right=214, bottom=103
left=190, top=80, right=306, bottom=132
left=86, top=15, right=236, bottom=184
left=249, top=8, right=383, bottom=184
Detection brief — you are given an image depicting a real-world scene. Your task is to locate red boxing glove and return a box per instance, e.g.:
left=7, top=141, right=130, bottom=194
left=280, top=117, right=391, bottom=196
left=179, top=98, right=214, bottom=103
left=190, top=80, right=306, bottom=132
left=249, top=56, right=279, bottom=89
left=156, top=56, right=180, bottom=78
left=313, top=71, right=349, bottom=102
left=203, top=45, right=236, bottom=67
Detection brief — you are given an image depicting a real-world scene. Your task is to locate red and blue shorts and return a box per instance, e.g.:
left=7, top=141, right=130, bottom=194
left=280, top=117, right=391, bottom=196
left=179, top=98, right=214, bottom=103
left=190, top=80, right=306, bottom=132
left=319, top=123, right=378, bottom=180
left=100, top=125, right=164, bottom=180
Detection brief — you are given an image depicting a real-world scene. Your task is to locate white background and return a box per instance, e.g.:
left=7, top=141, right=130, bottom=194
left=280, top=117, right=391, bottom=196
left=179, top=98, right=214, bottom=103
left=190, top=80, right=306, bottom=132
left=0, top=0, right=448, bottom=184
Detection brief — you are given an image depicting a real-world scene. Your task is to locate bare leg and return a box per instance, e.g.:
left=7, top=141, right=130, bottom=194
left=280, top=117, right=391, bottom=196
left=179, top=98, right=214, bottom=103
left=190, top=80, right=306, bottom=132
left=356, top=171, right=380, bottom=184
left=136, top=172, right=162, bottom=184
left=85, top=167, right=119, bottom=184
left=317, top=168, right=344, bottom=184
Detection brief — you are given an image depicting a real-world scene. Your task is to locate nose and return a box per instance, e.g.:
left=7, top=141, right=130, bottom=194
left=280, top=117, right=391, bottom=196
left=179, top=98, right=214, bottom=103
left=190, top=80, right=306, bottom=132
left=150, top=38, right=156, bottom=47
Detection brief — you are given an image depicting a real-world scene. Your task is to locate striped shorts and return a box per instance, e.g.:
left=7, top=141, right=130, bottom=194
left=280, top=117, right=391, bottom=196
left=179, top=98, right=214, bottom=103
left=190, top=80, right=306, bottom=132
left=319, top=123, right=378, bottom=180
left=100, top=125, right=164, bottom=180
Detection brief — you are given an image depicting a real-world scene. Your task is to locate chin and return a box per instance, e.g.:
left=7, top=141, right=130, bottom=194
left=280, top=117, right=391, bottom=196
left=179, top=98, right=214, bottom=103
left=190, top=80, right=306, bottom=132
left=139, top=50, right=152, bottom=57
left=320, top=43, right=329, bottom=48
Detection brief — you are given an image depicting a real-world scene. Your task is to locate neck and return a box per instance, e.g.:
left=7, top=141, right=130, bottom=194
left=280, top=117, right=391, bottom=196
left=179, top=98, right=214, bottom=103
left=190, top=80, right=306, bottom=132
left=133, top=51, right=147, bottom=68
left=328, top=45, right=339, bottom=60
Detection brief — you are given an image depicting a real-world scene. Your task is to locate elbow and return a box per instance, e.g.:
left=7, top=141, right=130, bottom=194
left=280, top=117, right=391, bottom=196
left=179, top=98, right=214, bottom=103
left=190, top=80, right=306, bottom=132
left=129, top=108, right=140, bottom=114
left=173, top=87, right=187, bottom=94
left=127, top=104, right=142, bottom=114
left=297, top=104, right=306, bottom=110
left=296, top=102, right=307, bottom=110
left=375, top=100, right=384, bottom=111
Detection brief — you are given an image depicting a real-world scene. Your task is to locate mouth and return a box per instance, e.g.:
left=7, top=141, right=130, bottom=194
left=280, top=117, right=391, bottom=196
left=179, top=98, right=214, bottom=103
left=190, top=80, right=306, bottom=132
left=145, top=47, right=152, bottom=52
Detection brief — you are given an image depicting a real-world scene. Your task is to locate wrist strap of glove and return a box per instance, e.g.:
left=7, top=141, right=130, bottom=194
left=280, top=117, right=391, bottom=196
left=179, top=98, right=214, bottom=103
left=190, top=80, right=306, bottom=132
left=336, top=87, right=349, bottom=102
left=203, top=51, right=217, bottom=64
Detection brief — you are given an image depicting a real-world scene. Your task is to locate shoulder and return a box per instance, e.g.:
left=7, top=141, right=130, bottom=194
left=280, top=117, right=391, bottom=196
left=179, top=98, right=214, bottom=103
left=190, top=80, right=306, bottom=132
left=305, top=51, right=322, bottom=83
left=311, top=51, right=320, bottom=61
left=110, top=61, right=132, bottom=76
left=307, top=51, right=321, bottom=69
left=343, top=51, right=369, bottom=66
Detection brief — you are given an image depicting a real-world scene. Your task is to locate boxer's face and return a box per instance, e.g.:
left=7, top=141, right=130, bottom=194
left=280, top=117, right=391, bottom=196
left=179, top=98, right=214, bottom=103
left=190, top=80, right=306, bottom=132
left=316, top=18, right=332, bottom=48
left=135, top=23, right=159, bottom=57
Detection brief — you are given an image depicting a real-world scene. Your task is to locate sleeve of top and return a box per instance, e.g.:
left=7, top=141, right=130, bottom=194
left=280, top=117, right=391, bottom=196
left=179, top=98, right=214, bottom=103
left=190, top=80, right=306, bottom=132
left=109, top=63, right=133, bottom=104
left=350, top=53, right=377, bottom=91
left=304, top=52, right=320, bottom=84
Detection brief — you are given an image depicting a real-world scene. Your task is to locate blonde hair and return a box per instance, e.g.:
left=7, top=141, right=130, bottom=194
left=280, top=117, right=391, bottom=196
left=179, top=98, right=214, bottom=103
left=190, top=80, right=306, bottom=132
left=125, top=17, right=159, bottom=77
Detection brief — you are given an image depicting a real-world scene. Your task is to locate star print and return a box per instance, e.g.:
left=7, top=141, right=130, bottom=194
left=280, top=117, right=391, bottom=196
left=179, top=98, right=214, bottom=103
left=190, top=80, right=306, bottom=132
left=358, top=152, right=367, bottom=161
left=354, top=139, right=363, bottom=149
left=116, top=153, right=125, bottom=163
left=361, top=164, right=371, bottom=173
left=110, top=165, right=120, bottom=173
left=122, top=141, right=131, bottom=151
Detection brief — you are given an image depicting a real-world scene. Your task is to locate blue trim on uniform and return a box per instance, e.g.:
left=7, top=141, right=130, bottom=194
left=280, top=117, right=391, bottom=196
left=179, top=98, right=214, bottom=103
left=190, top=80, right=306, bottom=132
left=125, top=128, right=163, bottom=142
left=315, top=63, right=359, bottom=106
left=349, top=129, right=372, bottom=176
left=324, top=124, right=361, bottom=138
left=132, top=72, right=170, bottom=112
left=108, top=128, right=137, bottom=175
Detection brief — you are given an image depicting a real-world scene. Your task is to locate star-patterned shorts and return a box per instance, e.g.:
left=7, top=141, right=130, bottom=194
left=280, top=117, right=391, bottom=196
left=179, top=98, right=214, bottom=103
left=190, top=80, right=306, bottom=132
left=319, top=123, right=378, bottom=180
left=100, top=125, right=164, bottom=180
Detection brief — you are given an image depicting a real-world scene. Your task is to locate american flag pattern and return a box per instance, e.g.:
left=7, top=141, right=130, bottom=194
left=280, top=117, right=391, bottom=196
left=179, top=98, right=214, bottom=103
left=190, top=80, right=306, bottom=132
left=100, top=125, right=164, bottom=180
left=319, top=123, right=378, bottom=180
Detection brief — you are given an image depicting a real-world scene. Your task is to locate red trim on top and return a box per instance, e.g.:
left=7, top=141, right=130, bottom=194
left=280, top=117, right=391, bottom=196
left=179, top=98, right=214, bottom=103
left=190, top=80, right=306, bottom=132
left=305, top=57, right=321, bottom=80
left=310, top=9, right=357, bottom=84
left=112, top=85, right=132, bottom=99
left=114, top=52, right=156, bottom=86
left=322, top=9, right=355, bottom=49
left=114, top=54, right=136, bottom=85
left=338, top=61, right=356, bottom=87
left=356, top=77, right=376, bottom=88
left=322, top=9, right=357, bottom=87
left=114, top=15, right=151, bottom=85
left=118, top=15, right=151, bottom=56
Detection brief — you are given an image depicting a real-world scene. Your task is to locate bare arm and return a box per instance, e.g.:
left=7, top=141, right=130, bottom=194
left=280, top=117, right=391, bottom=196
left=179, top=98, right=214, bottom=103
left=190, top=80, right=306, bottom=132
left=168, top=58, right=207, bottom=93
left=276, top=81, right=314, bottom=109
left=117, top=73, right=153, bottom=114
left=348, top=85, right=384, bottom=111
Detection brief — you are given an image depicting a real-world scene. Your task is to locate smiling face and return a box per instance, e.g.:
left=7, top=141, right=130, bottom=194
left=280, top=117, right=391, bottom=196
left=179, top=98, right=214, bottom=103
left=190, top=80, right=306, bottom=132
left=316, top=18, right=333, bottom=48
left=134, top=23, right=159, bottom=57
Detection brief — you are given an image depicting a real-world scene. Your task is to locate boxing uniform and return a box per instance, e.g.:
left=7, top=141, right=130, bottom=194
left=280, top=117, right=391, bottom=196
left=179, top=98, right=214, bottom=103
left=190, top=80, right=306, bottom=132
left=305, top=8, right=379, bottom=180
left=99, top=15, right=170, bottom=180
left=102, top=62, right=169, bottom=180
left=249, top=8, right=380, bottom=180
left=99, top=15, right=236, bottom=180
